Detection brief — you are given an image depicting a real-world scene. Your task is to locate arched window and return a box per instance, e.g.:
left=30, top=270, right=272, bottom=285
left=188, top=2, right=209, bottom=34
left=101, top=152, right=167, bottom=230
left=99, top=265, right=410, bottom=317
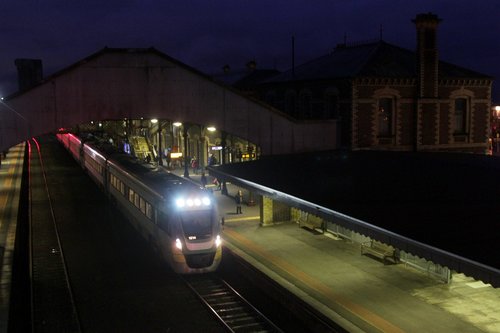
left=325, top=94, right=339, bottom=119
left=378, top=98, right=393, bottom=137
left=454, top=98, right=468, bottom=134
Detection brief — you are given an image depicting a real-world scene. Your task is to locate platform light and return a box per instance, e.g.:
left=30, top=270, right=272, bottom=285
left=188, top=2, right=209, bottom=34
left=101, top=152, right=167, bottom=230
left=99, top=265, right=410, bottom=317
left=495, top=106, right=500, bottom=118
left=215, top=235, right=222, bottom=247
left=207, top=126, right=216, bottom=132
left=173, top=122, right=182, bottom=127
left=151, top=118, right=158, bottom=124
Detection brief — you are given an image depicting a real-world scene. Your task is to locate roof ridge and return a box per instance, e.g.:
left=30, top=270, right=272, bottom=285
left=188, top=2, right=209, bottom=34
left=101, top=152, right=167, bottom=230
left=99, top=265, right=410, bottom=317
left=334, top=38, right=381, bottom=50
left=349, top=40, right=386, bottom=76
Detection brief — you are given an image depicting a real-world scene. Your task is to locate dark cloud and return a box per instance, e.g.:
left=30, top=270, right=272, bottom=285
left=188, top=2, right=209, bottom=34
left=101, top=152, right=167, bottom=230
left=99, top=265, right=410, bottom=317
left=1, top=0, right=499, bottom=100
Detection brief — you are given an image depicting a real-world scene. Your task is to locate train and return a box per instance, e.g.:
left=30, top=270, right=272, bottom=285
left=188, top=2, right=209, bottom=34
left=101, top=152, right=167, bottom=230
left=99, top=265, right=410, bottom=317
left=56, top=132, right=222, bottom=274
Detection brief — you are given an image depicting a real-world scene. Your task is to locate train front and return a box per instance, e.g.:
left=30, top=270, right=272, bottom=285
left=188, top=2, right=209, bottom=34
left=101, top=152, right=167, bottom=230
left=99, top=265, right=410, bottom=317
left=170, top=190, right=222, bottom=273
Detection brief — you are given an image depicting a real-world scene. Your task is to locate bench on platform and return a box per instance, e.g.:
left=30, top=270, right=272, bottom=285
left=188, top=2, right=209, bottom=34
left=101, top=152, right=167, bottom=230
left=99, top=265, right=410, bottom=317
left=361, top=240, right=398, bottom=264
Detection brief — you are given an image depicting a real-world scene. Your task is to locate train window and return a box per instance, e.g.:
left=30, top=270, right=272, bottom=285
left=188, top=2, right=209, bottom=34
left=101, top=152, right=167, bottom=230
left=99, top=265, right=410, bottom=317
left=140, top=197, right=146, bottom=214
left=129, top=189, right=135, bottom=203
left=157, top=211, right=171, bottom=235
left=146, top=203, right=153, bottom=220
left=120, top=182, right=125, bottom=195
left=134, top=193, right=140, bottom=208
left=180, top=211, right=212, bottom=240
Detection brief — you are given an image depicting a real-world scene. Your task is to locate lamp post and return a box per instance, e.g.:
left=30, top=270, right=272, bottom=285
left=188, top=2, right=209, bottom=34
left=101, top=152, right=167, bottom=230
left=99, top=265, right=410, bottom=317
left=183, top=123, right=190, bottom=178
left=151, top=119, right=163, bottom=166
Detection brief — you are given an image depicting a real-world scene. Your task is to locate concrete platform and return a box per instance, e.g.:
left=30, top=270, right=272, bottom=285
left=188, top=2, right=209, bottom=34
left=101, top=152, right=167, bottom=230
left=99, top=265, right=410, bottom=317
left=187, top=172, right=500, bottom=333
left=0, top=143, right=25, bottom=333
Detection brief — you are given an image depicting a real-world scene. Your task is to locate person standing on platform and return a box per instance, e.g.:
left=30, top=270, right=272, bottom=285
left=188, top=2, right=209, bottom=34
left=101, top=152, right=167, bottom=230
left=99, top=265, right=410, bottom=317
left=165, top=151, right=171, bottom=169
left=235, top=190, right=243, bottom=214
left=200, top=172, right=207, bottom=188
left=191, top=156, right=199, bottom=174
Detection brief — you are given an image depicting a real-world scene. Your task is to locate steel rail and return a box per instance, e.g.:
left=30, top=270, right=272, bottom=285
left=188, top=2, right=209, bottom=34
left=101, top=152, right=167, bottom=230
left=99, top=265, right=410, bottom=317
left=183, top=274, right=283, bottom=332
left=29, top=138, right=82, bottom=333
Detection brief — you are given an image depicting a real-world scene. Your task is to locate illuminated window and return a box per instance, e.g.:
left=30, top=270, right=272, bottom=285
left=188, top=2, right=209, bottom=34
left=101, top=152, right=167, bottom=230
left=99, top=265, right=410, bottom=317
left=378, top=98, right=393, bottom=137
left=454, top=98, right=468, bottom=134
left=140, top=197, right=146, bottom=214
left=146, top=203, right=153, bottom=220
left=129, top=189, right=134, bottom=203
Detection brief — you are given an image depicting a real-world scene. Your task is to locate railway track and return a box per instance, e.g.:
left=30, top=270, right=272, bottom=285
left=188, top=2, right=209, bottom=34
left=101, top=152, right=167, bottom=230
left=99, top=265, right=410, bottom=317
left=28, top=138, right=82, bottom=332
left=15, top=134, right=341, bottom=332
left=184, top=273, right=283, bottom=332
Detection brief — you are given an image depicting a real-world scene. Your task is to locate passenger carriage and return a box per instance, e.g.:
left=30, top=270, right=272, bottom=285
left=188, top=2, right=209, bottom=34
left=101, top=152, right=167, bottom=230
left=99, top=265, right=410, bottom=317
left=57, top=132, right=222, bottom=273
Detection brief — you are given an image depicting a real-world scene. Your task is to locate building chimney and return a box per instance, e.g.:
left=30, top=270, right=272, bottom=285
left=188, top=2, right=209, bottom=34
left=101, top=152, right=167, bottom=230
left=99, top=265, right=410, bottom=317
left=412, top=13, right=441, bottom=98
left=14, top=58, right=43, bottom=92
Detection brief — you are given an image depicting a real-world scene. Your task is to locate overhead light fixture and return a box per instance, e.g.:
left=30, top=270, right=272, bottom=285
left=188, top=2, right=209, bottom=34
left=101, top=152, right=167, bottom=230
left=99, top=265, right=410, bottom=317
left=173, top=122, right=182, bottom=127
left=207, top=126, right=216, bottom=132
left=151, top=119, right=158, bottom=124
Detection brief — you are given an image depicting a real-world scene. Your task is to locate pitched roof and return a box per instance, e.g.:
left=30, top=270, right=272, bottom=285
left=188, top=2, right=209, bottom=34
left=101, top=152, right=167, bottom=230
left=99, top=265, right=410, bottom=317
left=264, top=40, right=492, bottom=83
left=212, top=68, right=281, bottom=87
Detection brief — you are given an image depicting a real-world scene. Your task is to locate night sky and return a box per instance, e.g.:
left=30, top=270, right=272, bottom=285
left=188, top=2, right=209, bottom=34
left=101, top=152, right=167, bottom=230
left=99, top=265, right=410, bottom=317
left=1, top=1, right=498, bottom=101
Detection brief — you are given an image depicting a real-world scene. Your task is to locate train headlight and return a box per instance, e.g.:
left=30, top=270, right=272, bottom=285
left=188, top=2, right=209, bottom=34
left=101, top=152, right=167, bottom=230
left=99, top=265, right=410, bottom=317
left=215, top=234, right=222, bottom=247
left=176, top=196, right=210, bottom=209
left=175, top=198, right=185, bottom=208
left=175, top=238, right=183, bottom=250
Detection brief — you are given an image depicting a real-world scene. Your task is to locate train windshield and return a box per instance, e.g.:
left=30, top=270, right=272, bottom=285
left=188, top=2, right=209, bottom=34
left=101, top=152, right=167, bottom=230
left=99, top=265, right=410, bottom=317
left=180, top=210, right=212, bottom=240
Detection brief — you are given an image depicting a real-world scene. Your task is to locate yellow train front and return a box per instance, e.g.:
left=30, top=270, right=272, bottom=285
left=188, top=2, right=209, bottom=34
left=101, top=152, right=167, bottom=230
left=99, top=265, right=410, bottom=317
left=163, top=191, right=222, bottom=273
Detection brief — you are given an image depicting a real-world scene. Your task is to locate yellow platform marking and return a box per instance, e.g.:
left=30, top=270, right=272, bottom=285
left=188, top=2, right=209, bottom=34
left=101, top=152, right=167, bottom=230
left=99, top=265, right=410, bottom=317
left=224, top=228, right=405, bottom=333
left=0, top=149, right=23, bottom=228
left=224, top=215, right=260, bottom=222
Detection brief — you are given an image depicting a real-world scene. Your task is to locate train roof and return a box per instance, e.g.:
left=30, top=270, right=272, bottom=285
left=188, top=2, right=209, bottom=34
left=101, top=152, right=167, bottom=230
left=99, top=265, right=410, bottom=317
left=84, top=139, right=203, bottom=198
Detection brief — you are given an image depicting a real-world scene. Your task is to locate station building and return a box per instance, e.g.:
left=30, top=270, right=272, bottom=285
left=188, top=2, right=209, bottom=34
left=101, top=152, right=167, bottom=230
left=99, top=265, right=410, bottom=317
left=233, top=13, right=493, bottom=153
